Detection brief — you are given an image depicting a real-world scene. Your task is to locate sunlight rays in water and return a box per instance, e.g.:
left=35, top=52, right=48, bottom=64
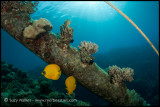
left=34, top=1, right=127, bottom=22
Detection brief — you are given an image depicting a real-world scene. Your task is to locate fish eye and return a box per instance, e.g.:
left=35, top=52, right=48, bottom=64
left=42, top=71, right=46, bottom=75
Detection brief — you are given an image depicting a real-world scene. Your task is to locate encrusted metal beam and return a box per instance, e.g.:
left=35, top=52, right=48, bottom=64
left=1, top=1, right=149, bottom=106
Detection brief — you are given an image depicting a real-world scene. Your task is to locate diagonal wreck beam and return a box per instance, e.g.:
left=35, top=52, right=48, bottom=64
left=1, top=1, right=149, bottom=106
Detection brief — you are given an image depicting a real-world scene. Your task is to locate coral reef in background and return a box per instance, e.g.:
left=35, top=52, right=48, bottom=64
left=78, top=41, right=98, bottom=64
left=23, top=18, right=53, bottom=39
left=1, top=61, right=91, bottom=106
left=107, top=65, right=134, bottom=84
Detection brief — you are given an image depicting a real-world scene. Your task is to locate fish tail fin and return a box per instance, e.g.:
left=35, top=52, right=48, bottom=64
left=67, top=90, right=72, bottom=95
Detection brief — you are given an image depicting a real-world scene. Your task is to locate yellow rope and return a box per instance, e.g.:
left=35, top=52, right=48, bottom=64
left=105, top=1, right=159, bottom=56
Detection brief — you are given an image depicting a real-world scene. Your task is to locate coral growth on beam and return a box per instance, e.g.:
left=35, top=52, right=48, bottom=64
left=57, top=19, right=74, bottom=49
left=107, top=65, right=134, bottom=84
left=78, top=41, right=98, bottom=64
left=1, top=1, right=39, bottom=14
left=1, top=1, right=39, bottom=41
left=23, top=18, right=53, bottom=39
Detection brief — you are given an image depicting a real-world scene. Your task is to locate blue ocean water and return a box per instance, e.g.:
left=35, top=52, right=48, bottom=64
left=1, top=1, right=159, bottom=106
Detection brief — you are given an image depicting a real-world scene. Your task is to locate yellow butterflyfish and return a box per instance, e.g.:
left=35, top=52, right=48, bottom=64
left=41, top=64, right=61, bottom=80
left=65, top=76, right=76, bottom=95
